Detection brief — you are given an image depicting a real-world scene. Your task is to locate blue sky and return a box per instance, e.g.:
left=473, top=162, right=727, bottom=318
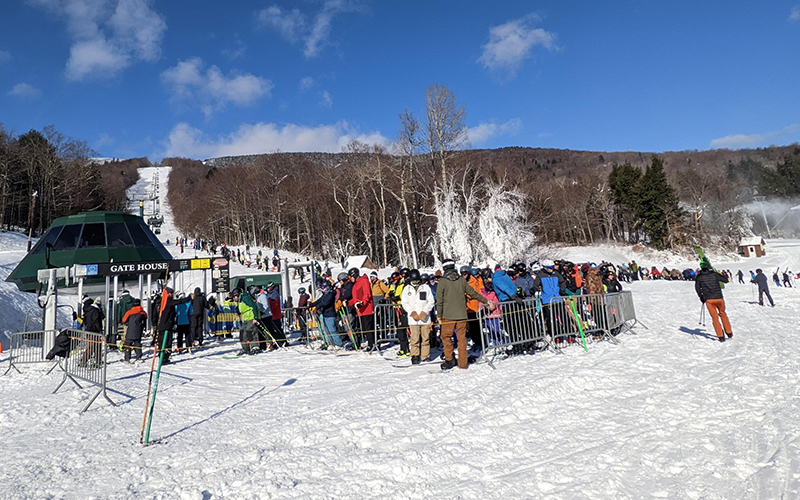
left=1, top=1, right=800, bottom=160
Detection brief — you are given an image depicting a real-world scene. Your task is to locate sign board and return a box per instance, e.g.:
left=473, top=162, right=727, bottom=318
left=70, top=257, right=221, bottom=278
left=211, top=258, right=230, bottom=294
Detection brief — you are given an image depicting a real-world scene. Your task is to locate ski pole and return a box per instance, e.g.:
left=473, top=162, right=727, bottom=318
left=139, top=334, right=160, bottom=444
left=142, top=329, right=170, bottom=445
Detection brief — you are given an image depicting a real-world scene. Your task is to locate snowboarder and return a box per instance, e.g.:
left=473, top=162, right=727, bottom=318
left=695, top=259, right=733, bottom=342
left=751, top=269, right=775, bottom=307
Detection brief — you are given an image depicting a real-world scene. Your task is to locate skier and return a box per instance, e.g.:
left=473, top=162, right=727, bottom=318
left=174, top=294, right=192, bottom=353
left=236, top=287, right=261, bottom=355
left=121, top=299, right=147, bottom=363
left=751, top=269, right=775, bottom=307
left=695, top=259, right=733, bottom=342
left=737, top=270, right=744, bottom=284
left=155, top=287, right=191, bottom=364
left=80, top=297, right=105, bottom=366
left=308, top=280, right=341, bottom=347
left=370, top=271, right=389, bottom=305
left=436, top=259, right=494, bottom=370
left=349, top=268, right=376, bottom=350
left=773, top=270, right=782, bottom=287
left=297, top=287, right=310, bottom=341
left=266, top=283, right=288, bottom=347
left=400, top=269, right=435, bottom=364
left=465, top=267, right=485, bottom=351
left=782, top=271, right=793, bottom=288
left=190, top=287, right=207, bottom=346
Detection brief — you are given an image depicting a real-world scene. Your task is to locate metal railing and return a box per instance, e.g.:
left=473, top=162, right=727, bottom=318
left=477, top=291, right=639, bottom=366
left=374, top=303, right=402, bottom=347
left=3, top=330, right=59, bottom=375
left=52, top=329, right=117, bottom=413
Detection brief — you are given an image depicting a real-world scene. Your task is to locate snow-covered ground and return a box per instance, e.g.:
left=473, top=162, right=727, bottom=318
left=2, top=166, right=800, bottom=499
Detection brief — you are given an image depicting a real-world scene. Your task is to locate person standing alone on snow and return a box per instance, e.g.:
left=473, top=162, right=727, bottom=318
left=695, top=259, right=733, bottom=343
left=737, top=270, right=744, bottom=284
left=751, top=269, right=775, bottom=307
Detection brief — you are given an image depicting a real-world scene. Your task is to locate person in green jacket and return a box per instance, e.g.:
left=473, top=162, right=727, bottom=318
left=436, top=259, right=495, bottom=370
left=237, top=287, right=261, bottom=355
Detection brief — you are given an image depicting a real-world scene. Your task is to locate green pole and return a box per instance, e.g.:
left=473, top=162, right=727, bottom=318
left=567, top=294, right=589, bottom=352
left=143, top=330, right=170, bottom=445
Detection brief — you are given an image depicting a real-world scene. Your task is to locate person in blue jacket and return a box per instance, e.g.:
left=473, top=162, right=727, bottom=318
left=175, top=294, right=193, bottom=352
left=492, top=265, right=519, bottom=302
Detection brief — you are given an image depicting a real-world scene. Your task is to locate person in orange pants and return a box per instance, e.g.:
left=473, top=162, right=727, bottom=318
left=695, top=259, right=733, bottom=342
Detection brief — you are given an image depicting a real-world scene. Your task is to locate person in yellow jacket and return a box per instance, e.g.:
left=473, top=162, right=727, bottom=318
left=370, top=271, right=389, bottom=305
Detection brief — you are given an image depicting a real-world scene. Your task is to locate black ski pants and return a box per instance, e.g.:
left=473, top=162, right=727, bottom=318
left=190, top=313, right=204, bottom=345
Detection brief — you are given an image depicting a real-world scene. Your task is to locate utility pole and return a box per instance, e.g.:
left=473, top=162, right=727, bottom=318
left=753, top=195, right=772, bottom=239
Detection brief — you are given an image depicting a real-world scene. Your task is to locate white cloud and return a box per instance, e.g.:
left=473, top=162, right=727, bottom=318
left=791, top=6, right=800, bottom=22
left=161, top=58, right=273, bottom=117
left=255, top=0, right=361, bottom=58
left=29, top=0, right=166, bottom=80
left=319, top=90, right=333, bottom=108
left=710, top=124, right=799, bottom=149
left=7, top=82, right=42, bottom=98
left=467, top=118, right=522, bottom=146
left=478, top=14, right=556, bottom=78
left=159, top=121, right=389, bottom=159
left=299, top=76, right=315, bottom=90
left=0, top=50, right=10, bottom=63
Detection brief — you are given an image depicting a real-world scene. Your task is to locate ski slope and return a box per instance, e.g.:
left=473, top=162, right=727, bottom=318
left=2, top=166, right=800, bottom=498
left=2, top=255, right=800, bottom=499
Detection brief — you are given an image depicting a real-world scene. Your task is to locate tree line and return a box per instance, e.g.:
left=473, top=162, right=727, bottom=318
left=164, top=85, right=800, bottom=265
left=0, top=123, right=142, bottom=238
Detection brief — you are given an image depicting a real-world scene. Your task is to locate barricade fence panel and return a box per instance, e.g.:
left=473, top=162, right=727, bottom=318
left=4, top=330, right=58, bottom=375
left=479, top=298, right=548, bottom=358
left=53, top=329, right=116, bottom=412
left=478, top=291, right=637, bottom=362
left=62, top=329, right=106, bottom=387
left=374, top=303, right=401, bottom=346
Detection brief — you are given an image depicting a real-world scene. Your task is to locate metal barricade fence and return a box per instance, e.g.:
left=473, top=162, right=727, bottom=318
left=548, top=293, right=615, bottom=346
left=3, top=330, right=59, bottom=375
left=374, top=303, right=401, bottom=347
left=52, top=329, right=116, bottom=413
left=604, top=292, right=625, bottom=332
left=478, top=298, right=548, bottom=365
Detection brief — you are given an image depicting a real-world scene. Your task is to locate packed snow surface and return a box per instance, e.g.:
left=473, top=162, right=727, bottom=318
left=2, top=166, right=800, bottom=499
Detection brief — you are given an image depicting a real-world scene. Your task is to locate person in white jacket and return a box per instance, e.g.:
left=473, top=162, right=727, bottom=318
left=401, top=269, right=435, bottom=364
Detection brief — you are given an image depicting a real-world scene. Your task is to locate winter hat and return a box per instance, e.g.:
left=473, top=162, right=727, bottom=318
left=83, top=297, right=94, bottom=306
left=434, top=270, right=443, bottom=277
left=442, top=259, right=455, bottom=270
left=494, top=264, right=502, bottom=271
left=370, top=271, right=378, bottom=277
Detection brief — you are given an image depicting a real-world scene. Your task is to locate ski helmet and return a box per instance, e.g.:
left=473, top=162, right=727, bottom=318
left=298, top=287, right=306, bottom=294
left=459, top=265, right=470, bottom=275
left=248, top=285, right=261, bottom=296
left=420, top=273, right=430, bottom=281
left=407, top=269, right=421, bottom=283
left=390, top=271, right=401, bottom=282
left=530, top=261, right=543, bottom=273
left=337, top=272, right=348, bottom=282
left=348, top=268, right=360, bottom=278
left=480, top=268, right=492, bottom=280
left=399, top=267, right=409, bottom=276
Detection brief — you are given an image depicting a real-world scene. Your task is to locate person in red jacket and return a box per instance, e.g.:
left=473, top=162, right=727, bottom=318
left=348, top=268, right=375, bottom=349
